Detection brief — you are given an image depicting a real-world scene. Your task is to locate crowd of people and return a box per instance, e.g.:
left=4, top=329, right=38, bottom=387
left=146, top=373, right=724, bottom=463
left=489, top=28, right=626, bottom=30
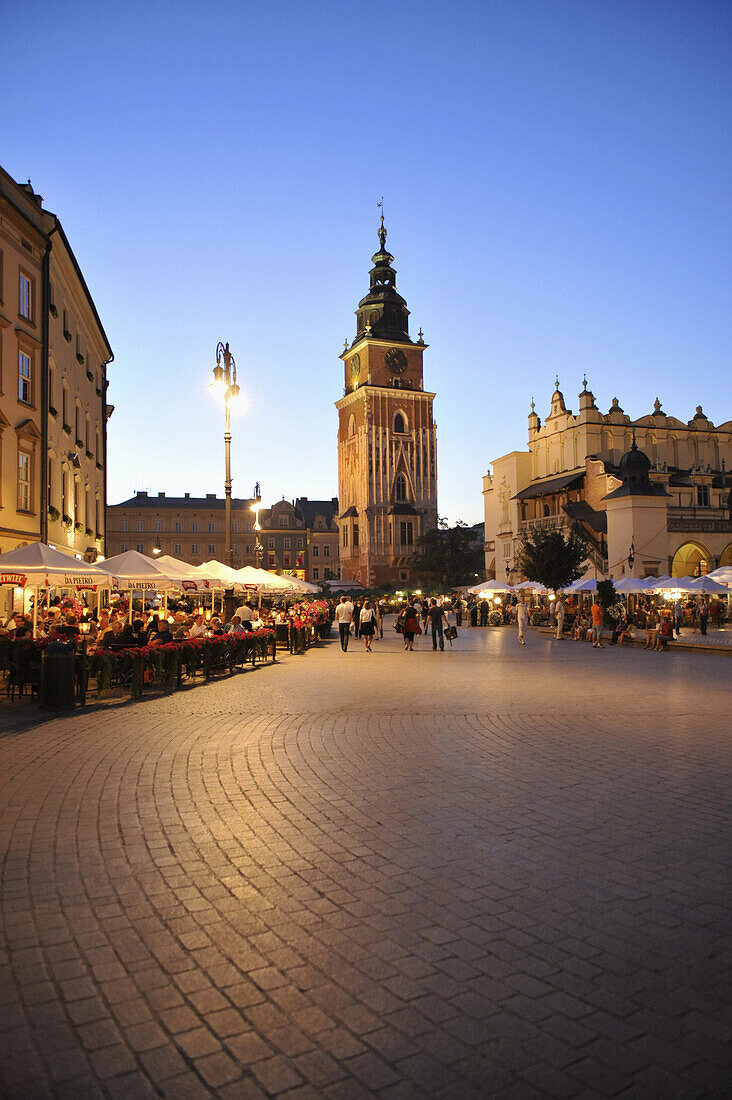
left=334, top=595, right=459, bottom=653
left=330, top=586, right=729, bottom=658
left=0, top=597, right=277, bottom=651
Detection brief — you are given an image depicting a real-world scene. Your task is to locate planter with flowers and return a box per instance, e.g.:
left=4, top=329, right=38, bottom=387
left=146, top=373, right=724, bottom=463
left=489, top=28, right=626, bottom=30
left=291, top=599, right=332, bottom=638
left=81, top=631, right=275, bottom=700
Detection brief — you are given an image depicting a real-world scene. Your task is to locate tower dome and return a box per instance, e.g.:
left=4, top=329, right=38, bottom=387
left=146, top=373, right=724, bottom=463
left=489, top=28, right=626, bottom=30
left=617, top=437, right=652, bottom=489
left=354, top=216, right=411, bottom=342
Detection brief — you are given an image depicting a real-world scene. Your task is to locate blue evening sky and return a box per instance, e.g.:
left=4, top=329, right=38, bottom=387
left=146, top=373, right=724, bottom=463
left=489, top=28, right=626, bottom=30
left=4, top=0, right=730, bottom=525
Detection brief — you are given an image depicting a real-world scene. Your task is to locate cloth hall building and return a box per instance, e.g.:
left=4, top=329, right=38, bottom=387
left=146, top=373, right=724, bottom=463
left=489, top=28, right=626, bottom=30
left=483, top=382, right=732, bottom=583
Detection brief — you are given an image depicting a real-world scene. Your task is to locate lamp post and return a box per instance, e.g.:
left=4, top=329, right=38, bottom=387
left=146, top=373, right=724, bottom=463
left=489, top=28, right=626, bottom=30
left=251, top=490, right=264, bottom=570
left=78, top=619, right=91, bottom=707
left=211, top=342, right=240, bottom=567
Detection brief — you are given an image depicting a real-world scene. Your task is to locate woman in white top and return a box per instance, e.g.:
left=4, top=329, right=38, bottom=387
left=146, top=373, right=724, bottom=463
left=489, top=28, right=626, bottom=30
left=359, top=599, right=376, bottom=652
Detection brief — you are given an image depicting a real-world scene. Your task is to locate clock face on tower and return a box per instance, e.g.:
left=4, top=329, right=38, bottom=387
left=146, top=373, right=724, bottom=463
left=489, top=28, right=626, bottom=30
left=350, top=353, right=361, bottom=380
left=385, top=347, right=408, bottom=375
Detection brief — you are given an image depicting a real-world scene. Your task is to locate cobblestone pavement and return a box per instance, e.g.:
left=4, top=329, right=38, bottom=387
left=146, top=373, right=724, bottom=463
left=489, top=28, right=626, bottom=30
left=1, top=624, right=731, bottom=1098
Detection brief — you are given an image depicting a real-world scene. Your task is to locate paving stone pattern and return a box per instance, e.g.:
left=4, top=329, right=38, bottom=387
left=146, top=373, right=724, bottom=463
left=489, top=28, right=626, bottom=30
left=1, top=624, right=731, bottom=1098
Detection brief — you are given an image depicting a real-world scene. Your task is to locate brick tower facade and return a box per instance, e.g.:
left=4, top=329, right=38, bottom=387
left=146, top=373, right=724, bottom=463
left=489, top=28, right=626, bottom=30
left=336, top=219, right=437, bottom=587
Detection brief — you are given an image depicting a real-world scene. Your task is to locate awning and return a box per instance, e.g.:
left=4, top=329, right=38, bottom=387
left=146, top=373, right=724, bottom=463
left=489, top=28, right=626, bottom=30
left=513, top=471, right=584, bottom=500
left=388, top=503, right=420, bottom=515
left=339, top=506, right=358, bottom=519
left=563, top=500, right=607, bottom=533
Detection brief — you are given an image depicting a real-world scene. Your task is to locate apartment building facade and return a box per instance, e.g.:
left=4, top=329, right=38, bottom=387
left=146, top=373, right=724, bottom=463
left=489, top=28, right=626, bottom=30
left=0, top=166, right=112, bottom=569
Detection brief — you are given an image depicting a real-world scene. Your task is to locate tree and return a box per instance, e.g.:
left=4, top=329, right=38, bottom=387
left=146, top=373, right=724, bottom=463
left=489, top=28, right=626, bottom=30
left=517, top=524, right=588, bottom=592
left=410, top=518, right=484, bottom=590
left=596, top=578, right=619, bottom=625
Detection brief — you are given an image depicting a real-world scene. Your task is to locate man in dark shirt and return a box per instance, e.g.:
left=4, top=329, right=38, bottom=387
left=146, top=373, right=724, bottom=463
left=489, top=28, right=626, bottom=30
left=428, top=599, right=447, bottom=651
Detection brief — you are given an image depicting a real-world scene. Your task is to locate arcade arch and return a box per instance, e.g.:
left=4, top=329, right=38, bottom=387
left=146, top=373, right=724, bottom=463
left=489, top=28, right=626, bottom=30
left=671, top=541, right=712, bottom=577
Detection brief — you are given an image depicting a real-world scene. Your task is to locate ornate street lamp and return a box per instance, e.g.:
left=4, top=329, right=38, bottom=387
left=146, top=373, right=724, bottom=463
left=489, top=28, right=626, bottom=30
left=211, top=342, right=240, bottom=566
left=251, top=487, right=264, bottom=570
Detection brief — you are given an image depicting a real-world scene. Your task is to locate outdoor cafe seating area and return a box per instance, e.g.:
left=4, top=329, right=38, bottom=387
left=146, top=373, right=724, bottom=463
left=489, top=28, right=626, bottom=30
left=0, top=543, right=332, bottom=704
left=467, top=571, right=732, bottom=635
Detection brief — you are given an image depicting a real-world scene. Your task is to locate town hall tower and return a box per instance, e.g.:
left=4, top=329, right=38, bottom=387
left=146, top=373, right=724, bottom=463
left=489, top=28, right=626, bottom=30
left=336, top=219, right=437, bottom=587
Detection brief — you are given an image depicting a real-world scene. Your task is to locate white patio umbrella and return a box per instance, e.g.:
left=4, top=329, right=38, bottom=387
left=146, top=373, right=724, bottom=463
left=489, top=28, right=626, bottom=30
left=512, top=579, right=549, bottom=593
left=197, top=560, right=246, bottom=590
left=686, top=575, right=729, bottom=595
left=566, top=578, right=598, bottom=593
left=468, top=579, right=514, bottom=596
left=236, top=566, right=293, bottom=593
left=651, top=576, right=700, bottom=593
left=96, top=550, right=178, bottom=622
left=707, top=566, right=732, bottom=586
left=285, top=576, right=322, bottom=594
left=155, top=555, right=222, bottom=593
left=0, top=542, right=111, bottom=634
left=0, top=542, right=110, bottom=588
left=97, top=550, right=177, bottom=589
left=614, top=577, right=649, bottom=593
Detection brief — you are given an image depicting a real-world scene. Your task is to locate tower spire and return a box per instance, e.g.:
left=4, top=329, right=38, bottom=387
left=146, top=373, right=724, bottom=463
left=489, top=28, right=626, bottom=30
left=354, top=211, right=411, bottom=342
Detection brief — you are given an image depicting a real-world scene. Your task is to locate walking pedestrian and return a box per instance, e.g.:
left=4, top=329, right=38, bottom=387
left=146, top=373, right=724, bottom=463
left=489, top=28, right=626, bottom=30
left=479, top=598, right=489, bottom=627
left=554, top=595, right=565, bottom=640
left=359, top=599, right=376, bottom=651
left=402, top=602, right=422, bottom=652
left=428, top=599, right=447, bottom=651
left=516, top=595, right=529, bottom=645
left=334, top=595, right=353, bottom=652
left=353, top=598, right=363, bottom=639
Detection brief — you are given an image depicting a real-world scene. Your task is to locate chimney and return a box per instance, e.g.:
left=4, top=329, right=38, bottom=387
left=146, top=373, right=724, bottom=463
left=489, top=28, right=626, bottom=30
left=158, top=491, right=166, bottom=498
left=184, top=492, right=190, bottom=499
left=136, top=490, right=148, bottom=498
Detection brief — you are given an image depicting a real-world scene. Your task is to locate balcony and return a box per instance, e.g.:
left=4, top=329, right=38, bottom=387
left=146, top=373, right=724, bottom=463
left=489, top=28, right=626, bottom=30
left=668, top=510, right=732, bottom=534
left=519, top=515, right=569, bottom=533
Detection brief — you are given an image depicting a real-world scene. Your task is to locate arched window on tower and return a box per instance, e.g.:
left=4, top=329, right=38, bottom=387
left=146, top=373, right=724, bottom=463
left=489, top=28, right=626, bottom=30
left=348, top=414, right=356, bottom=438
left=395, top=474, right=407, bottom=502
left=394, top=412, right=406, bottom=434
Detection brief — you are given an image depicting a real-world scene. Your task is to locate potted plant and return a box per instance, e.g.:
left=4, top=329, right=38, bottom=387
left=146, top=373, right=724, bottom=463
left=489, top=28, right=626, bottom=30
left=49, top=303, right=58, bottom=317
left=74, top=521, right=84, bottom=533
left=76, top=352, right=85, bottom=364
left=85, top=526, right=94, bottom=537
left=48, top=506, right=61, bottom=522
left=62, top=514, right=73, bottom=529
left=95, top=531, right=103, bottom=541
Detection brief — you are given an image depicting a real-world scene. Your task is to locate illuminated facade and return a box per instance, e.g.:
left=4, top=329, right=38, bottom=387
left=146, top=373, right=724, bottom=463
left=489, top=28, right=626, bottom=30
left=0, top=165, right=112, bottom=613
left=483, top=382, right=732, bottom=581
left=336, top=219, right=437, bottom=587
